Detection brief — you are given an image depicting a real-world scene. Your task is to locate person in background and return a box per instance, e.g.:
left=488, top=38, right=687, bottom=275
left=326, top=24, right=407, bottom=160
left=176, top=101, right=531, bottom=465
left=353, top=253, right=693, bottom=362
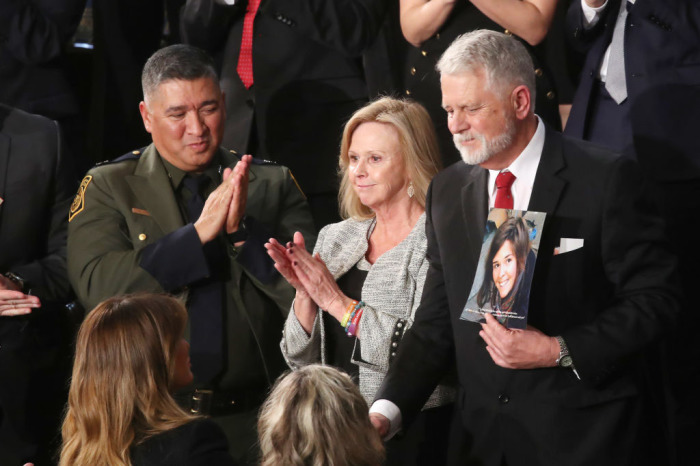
left=565, top=3, right=700, bottom=462
left=60, top=293, right=237, bottom=466
left=0, top=0, right=88, bottom=177
left=258, top=365, right=384, bottom=466
left=268, top=97, right=454, bottom=465
left=0, top=104, right=76, bottom=466
left=180, top=0, right=388, bottom=230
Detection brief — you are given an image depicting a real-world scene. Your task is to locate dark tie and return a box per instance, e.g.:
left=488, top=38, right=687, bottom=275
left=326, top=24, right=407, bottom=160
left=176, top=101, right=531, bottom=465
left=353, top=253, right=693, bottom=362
left=183, top=174, right=223, bottom=383
left=237, top=0, right=261, bottom=89
left=494, top=171, right=516, bottom=209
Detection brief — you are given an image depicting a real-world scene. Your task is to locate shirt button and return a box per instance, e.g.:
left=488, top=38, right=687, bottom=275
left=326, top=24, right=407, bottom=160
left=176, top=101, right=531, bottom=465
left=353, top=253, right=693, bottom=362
left=410, top=67, right=416, bottom=75
left=546, top=91, right=555, bottom=100
left=535, top=68, right=543, bottom=77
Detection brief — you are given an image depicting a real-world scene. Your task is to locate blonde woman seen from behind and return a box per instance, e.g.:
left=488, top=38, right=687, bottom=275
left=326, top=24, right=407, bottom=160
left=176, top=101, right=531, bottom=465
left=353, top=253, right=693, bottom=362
left=258, top=365, right=384, bottom=466
left=60, top=294, right=237, bottom=466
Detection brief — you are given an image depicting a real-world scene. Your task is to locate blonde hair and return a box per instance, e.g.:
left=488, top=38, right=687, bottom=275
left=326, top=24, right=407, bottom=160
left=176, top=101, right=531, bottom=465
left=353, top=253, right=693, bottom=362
left=258, top=365, right=385, bottom=466
left=60, top=294, right=197, bottom=466
left=338, top=97, right=442, bottom=220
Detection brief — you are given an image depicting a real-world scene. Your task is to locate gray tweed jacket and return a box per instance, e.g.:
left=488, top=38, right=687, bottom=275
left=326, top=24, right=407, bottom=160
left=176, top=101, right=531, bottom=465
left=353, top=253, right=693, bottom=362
left=281, top=214, right=455, bottom=408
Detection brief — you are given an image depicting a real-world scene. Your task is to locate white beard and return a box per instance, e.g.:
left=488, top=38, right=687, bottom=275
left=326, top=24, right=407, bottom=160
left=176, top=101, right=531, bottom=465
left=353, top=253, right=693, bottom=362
left=453, top=118, right=516, bottom=166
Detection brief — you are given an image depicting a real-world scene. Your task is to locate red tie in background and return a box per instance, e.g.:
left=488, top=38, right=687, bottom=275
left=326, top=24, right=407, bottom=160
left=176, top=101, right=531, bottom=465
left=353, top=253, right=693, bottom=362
left=237, top=0, right=261, bottom=89
left=494, top=171, right=516, bottom=209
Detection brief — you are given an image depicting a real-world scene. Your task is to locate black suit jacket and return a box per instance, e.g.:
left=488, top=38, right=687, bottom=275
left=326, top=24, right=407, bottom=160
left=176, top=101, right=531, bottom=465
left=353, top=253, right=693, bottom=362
left=131, top=418, right=238, bottom=466
left=0, top=0, right=86, bottom=120
left=377, top=128, right=679, bottom=466
left=565, top=0, right=700, bottom=181
left=181, top=0, right=386, bottom=195
left=0, top=105, right=75, bottom=464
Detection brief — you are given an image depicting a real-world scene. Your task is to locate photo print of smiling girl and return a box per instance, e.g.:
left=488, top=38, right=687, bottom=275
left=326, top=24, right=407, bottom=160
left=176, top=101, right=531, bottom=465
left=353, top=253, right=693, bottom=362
left=461, top=208, right=546, bottom=329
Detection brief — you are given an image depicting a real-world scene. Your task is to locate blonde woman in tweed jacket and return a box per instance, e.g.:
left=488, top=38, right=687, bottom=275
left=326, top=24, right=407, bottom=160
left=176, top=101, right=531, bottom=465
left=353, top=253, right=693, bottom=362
left=266, top=97, right=455, bottom=465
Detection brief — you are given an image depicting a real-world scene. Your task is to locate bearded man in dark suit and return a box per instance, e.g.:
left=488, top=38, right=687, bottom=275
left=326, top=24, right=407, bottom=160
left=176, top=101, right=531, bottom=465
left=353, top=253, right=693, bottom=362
left=369, top=30, right=679, bottom=466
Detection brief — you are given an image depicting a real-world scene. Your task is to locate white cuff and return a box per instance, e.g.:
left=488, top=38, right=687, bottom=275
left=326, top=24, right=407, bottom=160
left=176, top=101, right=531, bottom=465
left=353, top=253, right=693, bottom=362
left=214, top=0, right=238, bottom=5
left=369, top=399, right=402, bottom=440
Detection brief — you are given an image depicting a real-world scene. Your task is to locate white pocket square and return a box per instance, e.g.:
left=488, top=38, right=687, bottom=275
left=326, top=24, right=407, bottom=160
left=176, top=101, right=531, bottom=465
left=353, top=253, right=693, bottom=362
left=554, top=238, right=584, bottom=255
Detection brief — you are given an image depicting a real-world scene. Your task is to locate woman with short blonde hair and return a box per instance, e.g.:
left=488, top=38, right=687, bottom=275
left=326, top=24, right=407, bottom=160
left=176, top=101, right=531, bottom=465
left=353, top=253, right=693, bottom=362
left=268, top=97, right=454, bottom=464
left=338, top=96, right=441, bottom=220
left=258, top=365, right=384, bottom=466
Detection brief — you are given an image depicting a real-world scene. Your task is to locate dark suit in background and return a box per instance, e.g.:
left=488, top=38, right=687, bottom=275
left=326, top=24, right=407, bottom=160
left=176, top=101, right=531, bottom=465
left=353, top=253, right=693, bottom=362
left=0, top=105, right=75, bottom=465
left=180, top=0, right=387, bottom=229
left=377, top=128, right=679, bottom=465
left=566, top=3, right=700, bottom=462
left=88, top=0, right=185, bottom=166
left=0, top=0, right=87, bottom=178
left=565, top=0, right=700, bottom=160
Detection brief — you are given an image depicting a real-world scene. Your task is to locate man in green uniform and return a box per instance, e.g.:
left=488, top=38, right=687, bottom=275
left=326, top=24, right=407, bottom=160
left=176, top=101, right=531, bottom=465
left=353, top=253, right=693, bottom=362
left=67, top=44, right=316, bottom=464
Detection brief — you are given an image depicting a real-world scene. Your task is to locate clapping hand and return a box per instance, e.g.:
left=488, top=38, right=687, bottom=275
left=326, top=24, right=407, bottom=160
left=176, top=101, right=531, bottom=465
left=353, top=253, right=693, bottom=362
left=265, top=231, right=309, bottom=297
left=286, top=241, right=351, bottom=322
left=194, top=154, right=251, bottom=243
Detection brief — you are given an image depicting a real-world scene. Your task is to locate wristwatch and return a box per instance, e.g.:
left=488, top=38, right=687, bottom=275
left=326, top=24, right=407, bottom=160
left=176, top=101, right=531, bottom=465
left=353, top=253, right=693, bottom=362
left=4, top=272, right=26, bottom=293
left=227, top=216, right=248, bottom=243
left=555, top=336, right=581, bottom=380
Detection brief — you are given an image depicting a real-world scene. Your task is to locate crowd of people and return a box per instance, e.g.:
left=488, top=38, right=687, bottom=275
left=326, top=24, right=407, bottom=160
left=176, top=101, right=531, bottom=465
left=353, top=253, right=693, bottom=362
left=1, top=0, right=699, bottom=465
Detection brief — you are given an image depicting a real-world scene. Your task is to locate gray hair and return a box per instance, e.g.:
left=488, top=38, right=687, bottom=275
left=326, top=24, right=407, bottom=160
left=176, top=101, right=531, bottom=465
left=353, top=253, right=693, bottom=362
left=141, top=44, right=219, bottom=105
left=437, top=30, right=536, bottom=107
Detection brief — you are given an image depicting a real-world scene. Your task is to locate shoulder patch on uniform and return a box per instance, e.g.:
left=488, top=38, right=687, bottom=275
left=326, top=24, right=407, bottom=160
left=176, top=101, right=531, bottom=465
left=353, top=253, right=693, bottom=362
left=69, top=175, right=92, bottom=222
left=252, top=158, right=278, bottom=165
left=289, top=170, right=306, bottom=200
left=94, top=149, right=144, bottom=167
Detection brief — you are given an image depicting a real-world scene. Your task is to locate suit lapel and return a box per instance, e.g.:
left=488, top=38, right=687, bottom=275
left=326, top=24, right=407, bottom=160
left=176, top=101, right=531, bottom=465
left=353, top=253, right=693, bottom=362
left=126, top=145, right=184, bottom=234
left=461, top=166, right=489, bottom=265
left=529, top=129, right=567, bottom=214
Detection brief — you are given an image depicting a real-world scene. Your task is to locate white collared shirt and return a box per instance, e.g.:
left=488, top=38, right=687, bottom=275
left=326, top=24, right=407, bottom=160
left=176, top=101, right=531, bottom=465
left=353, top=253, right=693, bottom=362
left=580, top=0, right=637, bottom=81
left=487, top=116, right=544, bottom=210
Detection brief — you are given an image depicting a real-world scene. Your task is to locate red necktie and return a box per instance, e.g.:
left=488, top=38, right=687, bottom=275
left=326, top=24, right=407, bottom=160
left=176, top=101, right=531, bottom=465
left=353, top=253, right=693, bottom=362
left=494, top=171, right=516, bottom=209
left=237, top=0, right=261, bottom=89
